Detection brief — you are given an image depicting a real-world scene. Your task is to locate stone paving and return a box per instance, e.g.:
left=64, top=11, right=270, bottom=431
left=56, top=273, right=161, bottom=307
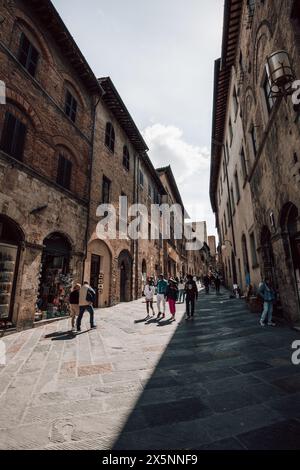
left=0, top=289, right=300, bottom=450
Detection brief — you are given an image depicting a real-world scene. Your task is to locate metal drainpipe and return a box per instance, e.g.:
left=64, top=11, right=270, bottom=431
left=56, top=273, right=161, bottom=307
left=132, top=152, right=136, bottom=300
left=134, top=154, right=140, bottom=299
left=223, top=145, right=238, bottom=283
left=82, top=88, right=104, bottom=284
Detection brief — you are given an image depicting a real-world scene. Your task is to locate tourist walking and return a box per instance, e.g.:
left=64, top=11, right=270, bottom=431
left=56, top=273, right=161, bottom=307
left=166, top=278, right=178, bottom=321
left=69, top=283, right=81, bottom=331
left=215, top=273, right=221, bottom=294
left=258, top=278, right=276, bottom=327
left=203, top=274, right=210, bottom=294
left=178, top=278, right=185, bottom=303
left=144, top=279, right=155, bottom=317
left=76, top=282, right=96, bottom=332
left=156, top=274, right=168, bottom=319
left=185, top=275, right=198, bottom=320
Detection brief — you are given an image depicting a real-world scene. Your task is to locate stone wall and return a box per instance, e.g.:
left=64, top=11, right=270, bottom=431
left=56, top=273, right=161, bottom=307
left=0, top=0, right=93, bottom=328
left=234, top=0, right=300, bottom=321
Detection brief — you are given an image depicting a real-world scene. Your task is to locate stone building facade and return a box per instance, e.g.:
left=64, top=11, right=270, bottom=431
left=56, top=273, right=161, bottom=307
left=156, top=166, right=188, bottom=278
left=0, top=0, right=204, bottom=330
left=135, top=152, right=166, bottom=298
left=84, top=77, right=141, bottom=307
left=85, top=77, right=167, bottom=306
left=0, top=0, right=100, bottom=329
left=210, top=0, right=300, bottom=324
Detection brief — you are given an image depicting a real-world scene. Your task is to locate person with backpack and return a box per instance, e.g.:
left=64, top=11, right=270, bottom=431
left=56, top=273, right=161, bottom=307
left=156, top=274, right=168, bottom=319
left=177, top=278, right=185, bottom=303
left=76, top=281, right=96, bottom=332
left=185, top=274, right=198, bottom=320
left=69, top=283, right=81, bottom=332
left=258, top=278, right=276, bottom=327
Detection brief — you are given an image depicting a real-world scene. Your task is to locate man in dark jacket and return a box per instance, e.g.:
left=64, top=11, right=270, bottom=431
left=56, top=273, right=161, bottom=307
left=185, top=275, right=198, bottom=320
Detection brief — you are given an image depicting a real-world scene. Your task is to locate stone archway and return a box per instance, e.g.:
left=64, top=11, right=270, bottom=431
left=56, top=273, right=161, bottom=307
left=118, top=250, right=132, bottom=303
left=0, top=214, right=24, bottom=323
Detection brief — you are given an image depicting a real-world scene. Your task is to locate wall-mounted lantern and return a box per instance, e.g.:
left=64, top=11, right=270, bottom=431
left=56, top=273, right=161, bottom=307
left=267, top=50, right=296, bottom=98
left=221, top=240, right=233, bottom=251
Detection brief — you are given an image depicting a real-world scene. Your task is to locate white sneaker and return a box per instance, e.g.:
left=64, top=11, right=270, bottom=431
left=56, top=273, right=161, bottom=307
left=260, top=320, right=266, bottom=327
left=268, top=322, right=276, bottom=327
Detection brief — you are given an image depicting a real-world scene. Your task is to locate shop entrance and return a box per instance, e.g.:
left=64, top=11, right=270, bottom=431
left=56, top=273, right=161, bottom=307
left=38, top=233, right=72, bottom=318
left=0, top=215, right=24, bottom=323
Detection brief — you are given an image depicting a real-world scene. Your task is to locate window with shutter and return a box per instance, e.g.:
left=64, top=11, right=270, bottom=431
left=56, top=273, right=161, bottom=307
left=105, top=123, right=115, bottom=153
left=57, top=154, right=72, bottom=190
left=122, top=146, right=130, bottom=170
left=65, top=91, right=78, bottom=123
left=18, top=33, right=39, bottom=77
left=0, top=111, right=27, bottom=161
left=102, top=176, right=111, bottom=204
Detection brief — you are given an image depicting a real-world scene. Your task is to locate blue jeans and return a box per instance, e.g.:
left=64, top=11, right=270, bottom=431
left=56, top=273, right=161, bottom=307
left=77, top=305, right=95, bottom=330
left=260, top=302, right=273, bottom=323
left=178, top=289, right=185, bottom=302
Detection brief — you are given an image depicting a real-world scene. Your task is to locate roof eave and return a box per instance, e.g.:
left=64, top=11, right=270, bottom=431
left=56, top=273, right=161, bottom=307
left=99, top=77, right=149, bottom=153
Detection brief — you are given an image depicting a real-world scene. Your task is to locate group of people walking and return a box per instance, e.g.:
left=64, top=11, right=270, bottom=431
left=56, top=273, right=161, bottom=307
left=67, top=274, right=277, bottom=333
left=144, top=274, right=199, bottom=321
left=203, top=272, right=221, bottom=294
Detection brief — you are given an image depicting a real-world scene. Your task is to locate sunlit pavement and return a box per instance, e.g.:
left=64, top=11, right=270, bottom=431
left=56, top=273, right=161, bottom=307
left=0, top=290, right=300, bottom=450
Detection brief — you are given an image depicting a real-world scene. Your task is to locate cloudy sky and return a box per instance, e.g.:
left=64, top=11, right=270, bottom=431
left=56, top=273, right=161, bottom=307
left=52, top=0, right=224, bottom=236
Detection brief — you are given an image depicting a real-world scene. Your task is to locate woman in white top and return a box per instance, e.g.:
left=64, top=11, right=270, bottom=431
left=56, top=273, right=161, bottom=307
left=144, top=280, right=156, bottom=317
left=178, top=279, right=185, bottom=303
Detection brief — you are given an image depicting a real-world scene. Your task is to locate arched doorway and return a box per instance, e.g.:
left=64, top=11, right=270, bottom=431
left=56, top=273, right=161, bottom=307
left=260, top=226, right=276, bottom=287
left=280, top=203, right=300, bottom=310
left=0, top=215, right=24, bottom=322
left=38, top=233, right=72, bottom=315
left=118, top=250, right=132, bottom=302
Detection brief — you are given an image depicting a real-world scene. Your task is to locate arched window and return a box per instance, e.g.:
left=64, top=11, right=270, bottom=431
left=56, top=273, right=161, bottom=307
left=105, top=122, right=115, bottom=153
left=18, top=32, right=39, bottom=77
left=123, top=145, right=130, bottom=171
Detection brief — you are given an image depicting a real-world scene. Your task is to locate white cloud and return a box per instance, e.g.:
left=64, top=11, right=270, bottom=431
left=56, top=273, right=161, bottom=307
left=142, top=123, right=209, bottom=184
left=142, top=123, right=216, bottom=236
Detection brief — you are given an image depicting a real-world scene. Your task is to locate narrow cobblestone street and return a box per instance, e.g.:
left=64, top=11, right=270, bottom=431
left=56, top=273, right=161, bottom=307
left=0, top=290, right=300, bottom=450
